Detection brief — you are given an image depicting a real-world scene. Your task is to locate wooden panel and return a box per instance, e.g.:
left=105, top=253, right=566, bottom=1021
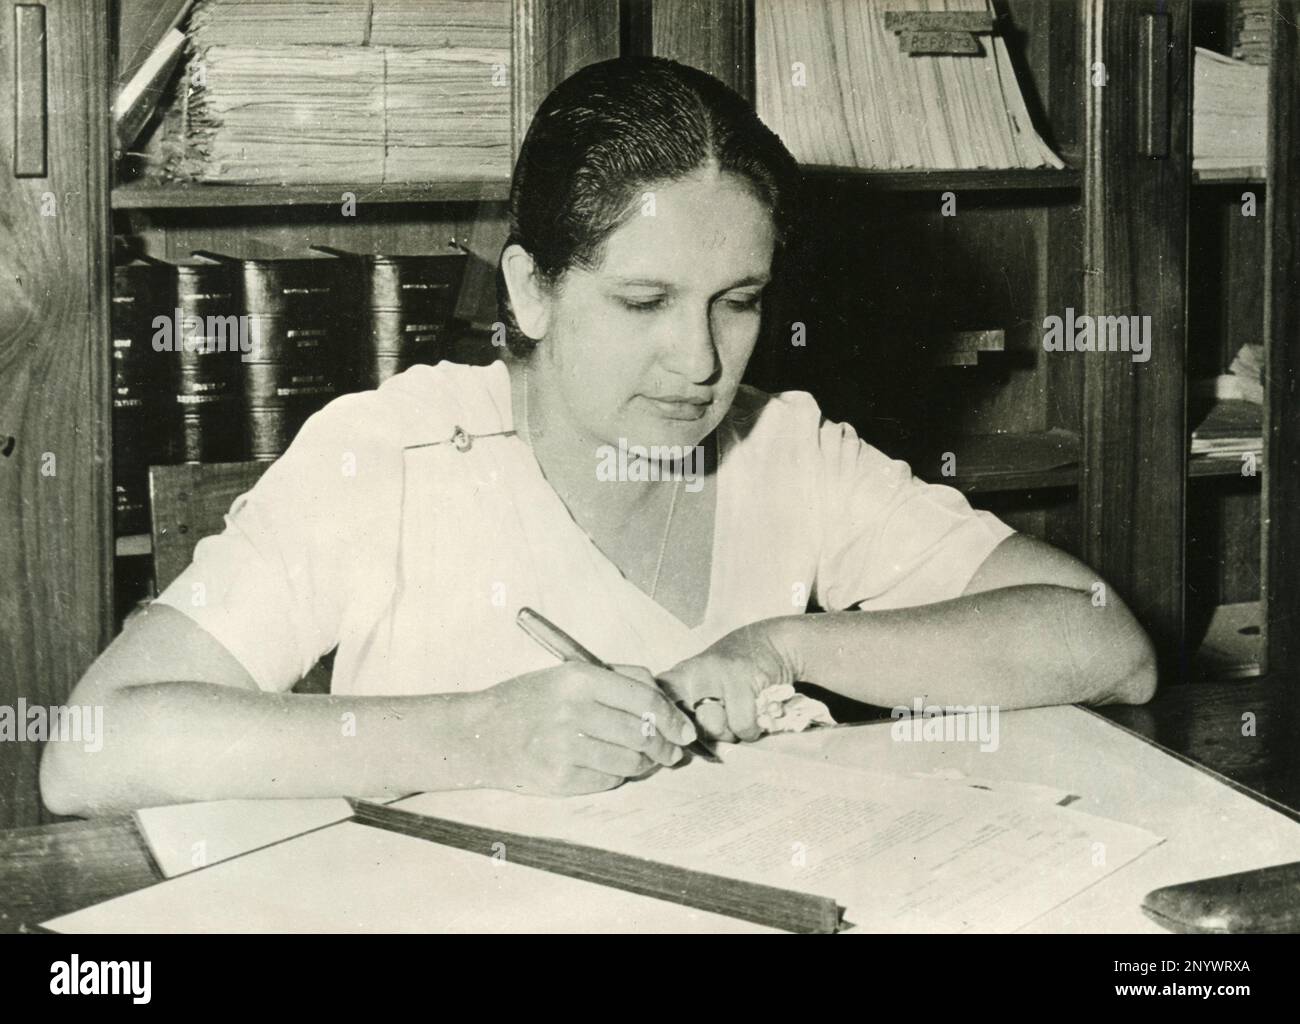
left=1079, top=0, right=1189, bottom=670
left=1264, top=0, right=1300, bottom=678
left=651, top=0, right=753, bottom=100
left=0, top=0, right=113, bottom=828
left=511, top=0, right=622, bottom=158
left=149, top=462, right=270, bottom=592
left=113, top=181, right=511, bottom=209
left=121, top=204, right=475, bottom=263
left=0, top=816, right=161, bottom=933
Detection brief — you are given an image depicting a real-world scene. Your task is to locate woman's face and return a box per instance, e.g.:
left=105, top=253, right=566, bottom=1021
left=535, top=165, right=776, bottom=450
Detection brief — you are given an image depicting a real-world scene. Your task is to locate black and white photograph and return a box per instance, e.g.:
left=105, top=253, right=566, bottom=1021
left=1, top=0, right=1298, bottom=994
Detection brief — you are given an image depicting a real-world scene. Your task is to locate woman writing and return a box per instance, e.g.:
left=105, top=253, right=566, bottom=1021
left=42, top=57, right=1154, bottom=816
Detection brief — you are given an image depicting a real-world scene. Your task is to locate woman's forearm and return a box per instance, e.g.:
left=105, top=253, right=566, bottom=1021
left=40, top=681, right=495, bottom=816
left=767, top=584, right=1157, bottom=711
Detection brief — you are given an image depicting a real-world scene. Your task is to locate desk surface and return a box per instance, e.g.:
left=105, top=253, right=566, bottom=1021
left=5, top=677, right=1300, bottom=933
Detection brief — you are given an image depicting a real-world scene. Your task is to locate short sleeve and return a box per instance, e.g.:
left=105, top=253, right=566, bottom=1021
left=154, top=394, right=393, bottom=692
left=813, top=416, right=1015, bottom=612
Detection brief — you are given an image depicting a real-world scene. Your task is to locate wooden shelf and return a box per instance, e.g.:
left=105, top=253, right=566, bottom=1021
left=1195, top=601, right=1262, bottom=679
left=112, top=179, right=511, bottom=210
left=917, top=429, right=1081, bottom=495
left=800, top=166, right=1082, bottom=192
left=1189, top=449, right=1264, bottom=478
left=1193, top=166, right=1267, bottom=185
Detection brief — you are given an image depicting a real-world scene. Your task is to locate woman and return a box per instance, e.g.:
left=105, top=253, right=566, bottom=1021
left=42, top=57, right=1154, bottom=816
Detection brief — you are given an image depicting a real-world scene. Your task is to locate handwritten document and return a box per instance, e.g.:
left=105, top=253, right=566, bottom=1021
left=396, top=744, right=1163, bottom=932
left=47, top=743, right=1162, bottom=933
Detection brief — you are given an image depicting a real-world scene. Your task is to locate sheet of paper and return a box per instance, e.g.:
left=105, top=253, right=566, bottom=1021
left=906, top=768, right=1077, bottom=806
left=764, top=707, right=1300, bottom=932
left=393, top=743, right=1163, bottom=933
left=45, top=820, right=770, bottom=934
left=134, top=794, right=397, bottom=878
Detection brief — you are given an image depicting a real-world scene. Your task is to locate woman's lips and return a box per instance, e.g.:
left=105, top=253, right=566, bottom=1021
left=640, top=395, right=711, bottom=420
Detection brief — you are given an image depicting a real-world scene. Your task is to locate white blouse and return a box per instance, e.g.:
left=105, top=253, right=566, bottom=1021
left=155, top=361, right=1014, bottom=696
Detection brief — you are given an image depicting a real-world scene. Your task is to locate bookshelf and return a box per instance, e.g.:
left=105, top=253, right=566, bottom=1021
left=652, top=0, right=1299, bottom=683
left=1184, top=0, right=1272, bottom=678
left=3, top=0, right=1299, bottom=832
left=0, top=0, right=614, bottom=830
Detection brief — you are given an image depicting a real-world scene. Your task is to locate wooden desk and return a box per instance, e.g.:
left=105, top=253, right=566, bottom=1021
left=4, top=677, right=1300, bottom=934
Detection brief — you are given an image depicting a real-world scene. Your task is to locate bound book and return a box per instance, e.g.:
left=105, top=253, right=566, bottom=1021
left=193, top=247, right=349, bottom=461
left=312, top=245, right=469, bottom=390
left=111, top=256, right=173, bottom=534
left=164, top=257, right=246, bottom=463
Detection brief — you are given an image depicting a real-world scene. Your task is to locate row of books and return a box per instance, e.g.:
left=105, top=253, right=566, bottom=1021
left=153, top=0, right=511, bottom=184
left=753, top=0, right=1063, bottom=171
left=112, top=241, right=467, bottom=534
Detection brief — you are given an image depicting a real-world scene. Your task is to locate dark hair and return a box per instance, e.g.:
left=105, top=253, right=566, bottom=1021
left=496, top=56, right=801, bottom=356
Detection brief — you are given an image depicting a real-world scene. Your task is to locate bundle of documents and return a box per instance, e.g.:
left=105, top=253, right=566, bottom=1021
left=1232, top=0, right=1273, bottom=66
left=1190, top=399, right=1262, bottom=457
left=754, top=0, right=1064, bottom=170
left=186, top=0, right=510, bottom=47
left=1193, top=47, right=1268, bottom=175
left=163, top=0, right=510, bottom=183
left=1194, top=342, right=1264, bottom=406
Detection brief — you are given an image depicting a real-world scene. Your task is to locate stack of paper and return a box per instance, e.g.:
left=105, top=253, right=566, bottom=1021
left=162, top=0, right=510, bottom=184
left=754, top=0, right=1064, bottom=170
left=1193, top=47, right=1268, bottom=174
left=1194, top=342, right=1265, bottom=406
left=1191, top=398, right=1262, bottom=457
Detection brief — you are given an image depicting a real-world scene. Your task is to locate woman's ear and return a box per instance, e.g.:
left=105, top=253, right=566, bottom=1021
left=500, top=244, right=552, bottom=341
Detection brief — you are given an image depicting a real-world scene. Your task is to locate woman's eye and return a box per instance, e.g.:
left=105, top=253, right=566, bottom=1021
left=619, top=296, right=666, bottom=313
left=722, top=293, right=762, bottom=312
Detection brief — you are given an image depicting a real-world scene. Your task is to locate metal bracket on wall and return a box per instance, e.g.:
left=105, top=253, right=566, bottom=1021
left=13, top=4, right=48, bottom=177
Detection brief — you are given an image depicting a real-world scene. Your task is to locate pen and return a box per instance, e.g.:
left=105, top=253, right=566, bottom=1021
left=515, top=606, right=722, bottom=764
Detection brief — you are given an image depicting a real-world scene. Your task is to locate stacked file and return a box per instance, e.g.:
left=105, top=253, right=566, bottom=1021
left=1190, top=399, right=1261, bottom=457
left=164, top=0, right=510, bottom=184
left=753, top=0, right=1063, bottom=170
left=1193, top=47, right=1267, bottom=174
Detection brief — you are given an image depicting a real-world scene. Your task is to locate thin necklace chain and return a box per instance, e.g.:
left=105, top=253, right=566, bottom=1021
left=522, top=362, right=682, bottom=601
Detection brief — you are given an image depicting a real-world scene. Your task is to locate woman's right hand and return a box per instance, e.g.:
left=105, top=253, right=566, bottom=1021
left=476, top=663, right=699, bottom=796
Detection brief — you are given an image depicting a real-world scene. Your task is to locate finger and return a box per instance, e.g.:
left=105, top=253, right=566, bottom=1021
left=722, top=673, right=761, bottom=742
left=694, top=699, right=737, bottom=743
left=587, top=669, right=698, bottom=747
left=573, top=735, right=655, bottom=779
left=557, top=767, right=626, bottom=796
left=656, top=664, right=725, bottom=709
left=611, top=663, right=657, bottom=688
left=577, top=701, right=683, bottom=767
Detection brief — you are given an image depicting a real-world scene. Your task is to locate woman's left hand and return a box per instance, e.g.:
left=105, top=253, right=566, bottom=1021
left=657, top=620, right=797, bottom=743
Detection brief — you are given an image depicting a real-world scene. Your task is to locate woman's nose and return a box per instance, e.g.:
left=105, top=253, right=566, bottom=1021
left=662, top=306, right=720, bottom=383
